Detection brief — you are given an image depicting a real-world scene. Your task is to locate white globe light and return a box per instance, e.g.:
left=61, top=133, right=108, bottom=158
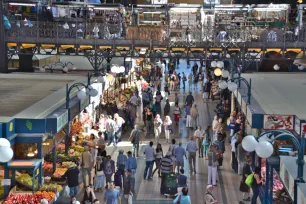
left=226, top=54, right=231, bottom=58
left=0, top=138, right=11, bottom=147
left=119, top=66, right=125, bottom=73
left=211, top=61, right=217, bottom=67
left=218, top=80, right=228, bottom=89
left=298, top=64, right=304, bottom=71
left=86, top=85, right=93, bottom=93
left=77, top=90, right=87, bottom=100
left=273, top=64, right=280, bottom=71
left=227, top=82, right=238, bottom=91
left=255, top=140, right=274, bottom=158
left=242, top=135, right=258, bottom=152
left=88, top=88, right=98, bottom=97
left=0, top=147, right=13, bottom=162
left=98, top=76, right=104, bottom=82
left=222, top=70, right=230, bottom=78
left=63, top=67, right=69, bottom=73
left=214, top=68, right=222, bottom=76
left=217, top=61, right=224, bottom=68
left=111, top=65, right=118, bottom=73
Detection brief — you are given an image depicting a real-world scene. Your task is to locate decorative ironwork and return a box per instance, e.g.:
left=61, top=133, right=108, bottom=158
left=85, top=50, right=105, bottom=73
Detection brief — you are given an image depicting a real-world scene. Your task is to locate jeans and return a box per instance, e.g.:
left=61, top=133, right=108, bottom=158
left=251, top=185, right=259, bottom=204
left=198, top=140, right=203, bottom=157
left=115, top=127, right=122, bottom=144
left=188, top=152, right=196, bottom=172
left=107, top=132, right=115, bottom=145
left=144, top=160, right=154, bottom=179
left=203, top=144, right=209, bottom=157
left=69, top=186, right=78, bottom=197
left=132, top=142, right=139, bottom=157
left=82, top=168, right=92, bottom=187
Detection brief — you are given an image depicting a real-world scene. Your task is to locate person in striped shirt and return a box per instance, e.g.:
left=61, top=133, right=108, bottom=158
left=160, top=151, right=173, bottom=194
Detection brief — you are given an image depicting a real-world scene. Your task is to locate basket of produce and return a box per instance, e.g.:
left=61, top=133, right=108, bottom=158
left=16, top=173, right=39, bottom=190
left=51, top=168, right=67, bottom=182
left=41, top=184, right=63, bottom=193
left=5, top=191, right=55, bottom=204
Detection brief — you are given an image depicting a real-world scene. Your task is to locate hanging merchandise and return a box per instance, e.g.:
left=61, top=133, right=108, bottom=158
left=28, top=20, right=33, bottom=28
left=3, top=16, right=11, bottom=30
left=63, top=22, right=69, bottom=29
left=16, top=21, right=20, bottom=28
left=59, top=8, right=66, bottom=18
left=30, top=6, right=37, bottom=13
left=93, top=25, right=99, bottom=38
left=24, top=18, right=28, bottom=26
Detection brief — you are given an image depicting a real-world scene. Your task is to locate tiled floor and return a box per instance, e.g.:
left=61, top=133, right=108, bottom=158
left=55, top=60, right=249, bottom=204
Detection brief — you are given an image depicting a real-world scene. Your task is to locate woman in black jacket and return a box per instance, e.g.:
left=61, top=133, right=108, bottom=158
left=82, top=186, right=96, bottom=204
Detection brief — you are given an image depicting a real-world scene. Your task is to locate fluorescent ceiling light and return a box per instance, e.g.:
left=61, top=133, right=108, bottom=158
left=9, top=3, right=36, bottom=6
left=137, top=4, right=162, bottom=7
left=94, top=7, right=118, bottom=10
left=170, top=8, right=198, bottom=11
left=143, top=12, right=162, bottom=14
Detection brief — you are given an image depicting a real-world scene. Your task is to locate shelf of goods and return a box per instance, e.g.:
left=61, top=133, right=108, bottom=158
left=6, top=188, right=57, bottom=204
left=169, top=11, right=200, bottom=29
left=126, top=25, right=165, bottom=41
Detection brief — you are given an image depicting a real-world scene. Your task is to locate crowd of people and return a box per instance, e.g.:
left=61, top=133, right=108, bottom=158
left=63, top=60, right=261, bottom=204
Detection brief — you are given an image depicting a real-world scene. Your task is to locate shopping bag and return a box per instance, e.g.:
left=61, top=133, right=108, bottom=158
left=128, top=193, right=133, bottom=203
left=245, top=173, right=254, bottom=187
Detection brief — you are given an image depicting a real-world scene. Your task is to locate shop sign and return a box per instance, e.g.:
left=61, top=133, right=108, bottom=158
left=295, top=117, right=301, bottom=136
left=15, top=119, right=46, bottom=133
left=5, top=119, right=15, bottom=138
left=57, top=111, right=68, bottom=132
left=1, top=179, right=11, bottom=186
left=263, top=115, right=294, bottom=130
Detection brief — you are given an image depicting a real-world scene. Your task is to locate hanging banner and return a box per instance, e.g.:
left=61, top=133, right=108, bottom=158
left=263, top=115, right=294, bottom=130
left=295, top=116, right=301, bottom=136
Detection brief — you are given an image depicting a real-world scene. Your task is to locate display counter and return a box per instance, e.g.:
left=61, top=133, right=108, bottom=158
left=297, top=183, right=306, bottom=204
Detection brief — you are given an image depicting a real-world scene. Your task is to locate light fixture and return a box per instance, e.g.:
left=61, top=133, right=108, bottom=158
left=227, top=82, right=238, bottom=91
left=298, top=64, right=304, bottom=71
left=42, top=142, right=50, bottom=146
left=242, top=135, right=258, bottom=152
left=9, top=3, right=36, bottom=6
left=34, top=150, right=38, bottom=154
left=88, top=88, right=99, bottom=97
left=106, top=74, right=114, bottom=82
left=217, top=61, right=224, bottom=68
left=77, top=90, right=87, bottom=100
left=71, top=64, right=77, bottom=70
left=119, top=66, right=125, bottom=73
left=211, top=61, right=217, bottom=68
left=63, top=22, right=69, bottom=30
left=214, top=68, right=222, bottom=76
left=62, top=67, right=69, bottom=73
left=273, top=64, right=280, bottom=71
left=0, top=138, right=11, bottom=147
left=221, top=70, right=229, bottom=78
left=139, top=48, right=146, bottom=55
left=93, top=7, right=118, bottom=10
left=255, top=140, right=274, bottom=158
left=226, top=54, right=231, bottom=58
left=218, top=80, right=228, bottom=89
left=27, top=147, right=35, bottom=158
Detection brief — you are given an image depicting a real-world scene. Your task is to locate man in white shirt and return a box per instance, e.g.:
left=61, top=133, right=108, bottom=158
left=194, top=125, right=204, bottom=158
left=106, top=115, right=116, bottom=146
left=114, top=113, right=125, bottom=145
left=143, top=141, right=156, bottom=180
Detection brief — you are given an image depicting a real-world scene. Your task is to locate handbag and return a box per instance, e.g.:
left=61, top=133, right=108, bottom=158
left=175, top=195, right=181, bottom=204
left=245, top=173, right=254, bottom=187
left=212, top=152, right=219, bottom=167
left=239, top=179, right=249, bottom=192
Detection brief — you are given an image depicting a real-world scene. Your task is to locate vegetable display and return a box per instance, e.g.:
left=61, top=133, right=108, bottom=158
left=5, top=191, right=55, bottom=204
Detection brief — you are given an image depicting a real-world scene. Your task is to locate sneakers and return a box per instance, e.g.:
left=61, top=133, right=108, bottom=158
left=243, top=197, right=251, bottom=201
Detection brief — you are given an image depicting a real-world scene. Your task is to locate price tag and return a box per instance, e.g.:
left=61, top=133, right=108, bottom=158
left=1, top=179, right=11, bottom=186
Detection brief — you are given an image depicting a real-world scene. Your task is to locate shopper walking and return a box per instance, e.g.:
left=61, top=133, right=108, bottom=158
left=106, top=115, right=117, bottom=146
left=154, top=114, right=163, bottom=143
left=176, top=169, right=188, bottom=195
left=204, top=185, right=218, bottom=204
left=163, top=116, right=172, bottom=143
left=185, top=92, right=194, bottom=106
left=160, top=151, right=174, bottom=194
left=185, top=104, right=192, bottom=128
left=155, top=89, right=163, bottom=116
left=114, top=113, right=125, bottom=144
left=194, top=125, right=204, bottom=158
left=212, top=115, right=219, bottom=142
left=80, top=146, right=93, bottom=187
left=186, top=137, right=198, bottom=173
left=231, top=134, right=238, bottom=173
left=128, top=124, right=142, bottom=157
left=188, top=73, right=193, bottom=90
left=82, top=186, right=96, bottom=204
left=240, top=158, right=252, bottom=202
left=104, top=182, right=121, bottom=204
left=123, top=169, right=135, bottom=204
left=182, top=72, right=187, bottom=89
left=251, top=167, right=263, bottom=204
left=202, top=80, right=212, bottom=102
left=203, top=126, right=211, bottom=159
left=143, top=141, right=156, bottom=180
left=125, top=151, right=137, bottom=177
left=237, top=135, right=246, bottom=175
left=103, top=155, right=115, bottom=183
left=153, top=143, right=164, bottom=177
left=117, top=149, right=127, bottom=182
left=173, top=187, right=191, bottom=204
left=174, top=142, right=186, bottom=173
left=173, top=103, right=182, bottom=126
left=64, top=164, right=80, bottom=197
left=145, top=108, right=154, bottom=137
left=207, top=145, right=218, bottom=186
left=190, top=104, right=199, bottom=130
left=94, top=156, right=105, bottom=192
left=169, top=139, right=177, bottom=172
left=164, top=99, right=171, bottom=117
